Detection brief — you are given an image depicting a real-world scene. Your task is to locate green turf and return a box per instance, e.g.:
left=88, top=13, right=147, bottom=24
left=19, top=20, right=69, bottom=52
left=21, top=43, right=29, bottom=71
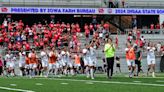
left=0, top=74, right=164, bottom=92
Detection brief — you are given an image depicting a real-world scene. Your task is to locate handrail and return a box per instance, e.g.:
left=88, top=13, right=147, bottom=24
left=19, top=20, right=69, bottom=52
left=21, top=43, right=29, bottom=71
left=128, top=1, right=164, bottom=7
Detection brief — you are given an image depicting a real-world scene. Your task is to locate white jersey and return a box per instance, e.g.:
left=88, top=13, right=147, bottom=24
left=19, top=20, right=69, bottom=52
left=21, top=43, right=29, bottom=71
left=89, top=47, right=97, bottom=62
left=19, top=52, right=25, bottom=63
left=147, top=47, right=156, bottom=60
left=83, top=49, right=90, bottom=62
left=11, top=56, right=17, bottom=63
left=40, top=51, right=49, bottom=62
left=5, top=54, right=13, bottom=62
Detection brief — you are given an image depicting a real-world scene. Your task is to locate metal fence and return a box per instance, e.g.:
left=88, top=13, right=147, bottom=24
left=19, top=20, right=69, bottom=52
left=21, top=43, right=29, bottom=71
left=125, top=29, right=164, bottom=35
left=128, top=0, right=164, bottom=8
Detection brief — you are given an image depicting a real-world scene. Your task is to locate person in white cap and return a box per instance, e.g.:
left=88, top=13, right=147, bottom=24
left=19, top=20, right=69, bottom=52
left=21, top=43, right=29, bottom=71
left=19, top=50, right=26, bottom=76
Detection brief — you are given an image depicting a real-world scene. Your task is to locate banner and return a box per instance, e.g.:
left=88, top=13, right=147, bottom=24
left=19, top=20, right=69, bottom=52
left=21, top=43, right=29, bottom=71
left=1, top=7, right=164, bottom=15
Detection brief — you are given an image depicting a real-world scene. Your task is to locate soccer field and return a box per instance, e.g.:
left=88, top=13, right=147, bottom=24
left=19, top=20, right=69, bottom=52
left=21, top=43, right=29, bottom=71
left=0, top=74, right=164, bottom=92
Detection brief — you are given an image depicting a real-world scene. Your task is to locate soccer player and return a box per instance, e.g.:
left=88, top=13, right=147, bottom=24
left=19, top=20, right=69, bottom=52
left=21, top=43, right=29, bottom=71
left=5, top=50, right=14, bottom=76
left=40, top=47, right=49, bottom=77
left=25, top=53, right=30, bottom=76
left=82, top=47, right=90, bottom=78
left=134, top=46, right=142, bottom=76
left=125, top=42, right=136, bottom=78
left=48, top=47, right=58, bottom=76
left=60, top=50, right=67, bottom=75
left=74, top=53, right=81, bottom=75
left=115, top=56, right=121, bottom=73
left=29, top=49, right=38, bottom=77
left=66, top=51, right=74, bottom=76
left=18, top=51, right=26, bottom=76
left=147, top=42, right=156, bottom=77
left=88, top=44, right=97, bottom=79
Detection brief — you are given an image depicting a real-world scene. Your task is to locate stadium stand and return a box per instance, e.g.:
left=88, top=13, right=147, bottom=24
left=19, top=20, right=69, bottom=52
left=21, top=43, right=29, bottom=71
left=1, top=0, right=107, bottom=8
left=128, top=0, right=164, bottom=8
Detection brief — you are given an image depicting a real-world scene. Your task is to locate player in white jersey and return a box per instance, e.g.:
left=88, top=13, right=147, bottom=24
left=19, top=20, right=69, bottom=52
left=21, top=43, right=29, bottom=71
left=5, top=50, right=14, bottom=76
left=61, top=50, right=67, bottom=75
left=18, top=51, right=26, bottom=76
left=66, top=51, right=74, bottom=76
left=40, top=47, right=49, bottom=77
left=11, top=55, right=16, bottom=76
left=147, top=42, right=156, bottom=77
left=88, top=44, right=97, bottom=79
left=57, top=50, right=63, bottom=75
left=82, top=45, right=90, bottom=78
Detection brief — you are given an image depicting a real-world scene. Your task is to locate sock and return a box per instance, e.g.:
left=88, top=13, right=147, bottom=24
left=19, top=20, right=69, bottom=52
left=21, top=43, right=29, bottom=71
left=90, top=68, right=94, bottom=79
left=20, top=71, right=22, bottom=76
left=85, top=67, right=89, bottom=78
left=54, top=69, right=57, bottom=75
left=64, top=69, right=67, bottom=75
left=70, top=69, right=74, bottom=75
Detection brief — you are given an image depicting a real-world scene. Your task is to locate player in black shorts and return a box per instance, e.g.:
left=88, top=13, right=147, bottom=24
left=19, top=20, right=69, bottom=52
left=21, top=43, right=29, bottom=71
left=115, top=56, right=121, bottom=73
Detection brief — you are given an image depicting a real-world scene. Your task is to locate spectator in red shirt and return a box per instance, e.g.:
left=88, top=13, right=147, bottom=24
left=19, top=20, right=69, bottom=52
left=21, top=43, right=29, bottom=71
left=150, top=23, right=154, bottom=34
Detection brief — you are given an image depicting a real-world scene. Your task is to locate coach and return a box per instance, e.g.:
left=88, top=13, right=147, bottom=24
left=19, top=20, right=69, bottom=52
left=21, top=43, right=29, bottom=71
left=104, top=38, right=116, bottom=79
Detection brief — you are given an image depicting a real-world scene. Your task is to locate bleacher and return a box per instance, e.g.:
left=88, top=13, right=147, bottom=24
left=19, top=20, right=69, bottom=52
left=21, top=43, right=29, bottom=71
left=1, top=0, right=106, bottom=8
left=128, top=0, right=164, bottom=8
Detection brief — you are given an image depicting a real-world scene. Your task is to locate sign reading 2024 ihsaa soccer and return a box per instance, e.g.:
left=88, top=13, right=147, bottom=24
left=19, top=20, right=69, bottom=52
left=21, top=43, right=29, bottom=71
left=1, top=7, right=164, bottom=15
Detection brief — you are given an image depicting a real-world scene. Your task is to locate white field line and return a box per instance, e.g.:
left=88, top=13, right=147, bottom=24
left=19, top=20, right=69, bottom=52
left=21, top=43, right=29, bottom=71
left=39, top=78, right=164, bottom=87
left=156, top=80, right=164, bottom=82
left=0, top=86, right=35, bottom=92
left=60, top=83, right=69, bottom=85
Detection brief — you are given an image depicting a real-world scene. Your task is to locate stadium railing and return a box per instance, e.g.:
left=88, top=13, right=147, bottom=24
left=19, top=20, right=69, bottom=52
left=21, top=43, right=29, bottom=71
left=125, top=29, right=164, bottom=35
left=128, top=0, right=164, bottom=8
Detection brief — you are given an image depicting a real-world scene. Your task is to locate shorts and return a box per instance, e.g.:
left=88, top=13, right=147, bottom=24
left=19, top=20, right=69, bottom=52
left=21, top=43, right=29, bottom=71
left=41, top=61, right=48, bottom=67
left=19, top=62, right=26, bottom=67
left=74, top=63, right=81, bottom=68
left=135, top=60, right=141, bottom=65
left=25, top=64, right=30, bottom=69
left=61, top=61, right=66, bottom=67
left=127, top=60, right=135, bottom=67
left=147, top=59, right=155, bottom=65
left=67, top=62, right=73, bottom=68
left=88, top=60, right=96, bottom=67
left=6, top=62, right=15, bottom=68
left=116, top=63, right=120, bottom=67
left=49, top=63, right=55, bottom=69
left=29, top=63, right=37, bottom=69
left=84, top=60, right=89, bottom=66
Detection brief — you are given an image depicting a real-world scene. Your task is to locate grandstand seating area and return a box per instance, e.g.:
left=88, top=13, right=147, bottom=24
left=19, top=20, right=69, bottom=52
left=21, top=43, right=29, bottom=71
left=1, top=0, right=106, bottom=8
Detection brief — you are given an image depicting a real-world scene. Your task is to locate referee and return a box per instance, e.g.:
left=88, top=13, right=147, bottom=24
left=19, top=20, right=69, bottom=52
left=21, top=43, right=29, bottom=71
left=104, top=38, right=116, bottom=79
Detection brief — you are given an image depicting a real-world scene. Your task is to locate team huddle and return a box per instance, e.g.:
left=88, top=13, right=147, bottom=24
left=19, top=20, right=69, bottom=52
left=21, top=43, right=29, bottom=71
left=3, top=45, right=97, bottom=79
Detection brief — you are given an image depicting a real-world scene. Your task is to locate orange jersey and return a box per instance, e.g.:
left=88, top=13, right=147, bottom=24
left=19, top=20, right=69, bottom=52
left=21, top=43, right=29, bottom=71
left=126, top=48, right=136, bottom=60
left=29, top=53, right=37, bottom=64
left=75, top=55, right=80, bottom=64
left=49, top=52, right=57, bottom=64
left=25, top=56, right=30, bottom=64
